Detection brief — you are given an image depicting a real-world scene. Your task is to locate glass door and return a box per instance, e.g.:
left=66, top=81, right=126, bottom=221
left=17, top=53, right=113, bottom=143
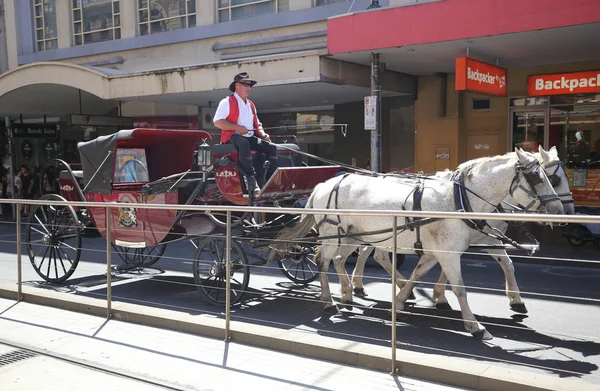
left=511, top=110, right=547, bottom=153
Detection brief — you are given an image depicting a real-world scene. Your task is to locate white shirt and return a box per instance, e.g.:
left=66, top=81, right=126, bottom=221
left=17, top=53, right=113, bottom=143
left=213, top=92, right=262, bottom=138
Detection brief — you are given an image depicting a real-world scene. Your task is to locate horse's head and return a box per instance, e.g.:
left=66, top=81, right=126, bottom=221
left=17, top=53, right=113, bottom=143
left=538, top=145, right=575, bottom=215
left=512, top=148, right=564, bottom=215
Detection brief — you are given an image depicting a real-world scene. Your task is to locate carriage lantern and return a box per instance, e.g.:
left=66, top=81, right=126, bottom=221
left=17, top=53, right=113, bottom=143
left=196, top=139, right=212, bottom=171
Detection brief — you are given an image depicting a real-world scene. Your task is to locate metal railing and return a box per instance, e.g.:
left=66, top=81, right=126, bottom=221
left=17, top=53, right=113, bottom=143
left=1, top=197, right=600, bottom=377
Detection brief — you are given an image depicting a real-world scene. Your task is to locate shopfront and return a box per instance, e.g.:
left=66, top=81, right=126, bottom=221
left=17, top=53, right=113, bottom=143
left=509, top=70, right=600, bottom=207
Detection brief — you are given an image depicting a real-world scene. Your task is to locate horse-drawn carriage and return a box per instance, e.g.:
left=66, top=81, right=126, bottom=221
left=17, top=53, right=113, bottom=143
left=26, top=128, right=341, bottom=305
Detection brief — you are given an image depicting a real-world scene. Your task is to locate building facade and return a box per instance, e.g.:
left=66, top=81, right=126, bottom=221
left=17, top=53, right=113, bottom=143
left=327, top=0, right=600, bottom=206
left=0, top=0, right=418, bottom=173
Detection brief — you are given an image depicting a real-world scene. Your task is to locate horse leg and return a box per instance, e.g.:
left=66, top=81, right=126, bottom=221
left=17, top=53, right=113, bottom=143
left=485, top=248, right=527, bottom=314
left=351, top=245, right=373, bottom=298
left=436, top=253, right=492, bottom=340
left=395, top=254, right=438, bottom=313
left=432, top=270, right=453, bottom=311
left=332, top=245, right=359, bottom=310
left=317, top=242, right=338, bottom=314
left=371, top=249, right=416, bottom=301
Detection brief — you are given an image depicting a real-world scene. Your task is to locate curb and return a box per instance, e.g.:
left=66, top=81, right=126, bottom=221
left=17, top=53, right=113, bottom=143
left=0, top=283, right=596, bottom=391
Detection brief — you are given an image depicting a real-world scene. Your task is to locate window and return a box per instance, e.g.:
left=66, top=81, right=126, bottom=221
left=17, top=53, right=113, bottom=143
left=472, top=98, right=491, bottom=111
left=138, top=0, right=196, bottom=36
left=114, top=149, right=150, bottom=183
left=314, top=0, right=346, bottom=6
left=34, top=0, right=58, bottom=52
left=217, top=0, right=288, bottom=23
left=72, top=0, right=121, bottom=46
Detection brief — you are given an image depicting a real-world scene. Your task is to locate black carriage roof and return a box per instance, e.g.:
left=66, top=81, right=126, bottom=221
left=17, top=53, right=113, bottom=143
left=77, top=128, right=212, bottom=194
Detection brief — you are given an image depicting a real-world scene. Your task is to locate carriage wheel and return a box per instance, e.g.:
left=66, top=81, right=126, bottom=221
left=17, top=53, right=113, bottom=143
left=114, top=244, right=167, bottom=267
left=278, top=244, right=319, bottom=285
left=26, top=194, right=82, bottom=283
left=192, top=235, right=250, bottom=306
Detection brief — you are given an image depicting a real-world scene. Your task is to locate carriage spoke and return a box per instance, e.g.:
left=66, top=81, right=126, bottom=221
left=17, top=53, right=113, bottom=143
left=34, top=216, right=51, bottom=235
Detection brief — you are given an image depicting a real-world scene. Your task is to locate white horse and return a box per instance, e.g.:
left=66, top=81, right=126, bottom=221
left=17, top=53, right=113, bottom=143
left=350, top=146, right=574, bottom=314
left=272, top=149, right=564, bottom=340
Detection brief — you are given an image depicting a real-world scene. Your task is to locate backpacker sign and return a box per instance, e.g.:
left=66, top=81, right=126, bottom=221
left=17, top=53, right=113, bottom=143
left=455, top=57, right=507, bottom=97
left=528, top=70, right=600, bottom=96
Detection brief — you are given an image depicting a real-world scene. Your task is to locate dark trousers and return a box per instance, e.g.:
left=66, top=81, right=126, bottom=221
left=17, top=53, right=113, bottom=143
left=228, top=133, right=277, bottom=180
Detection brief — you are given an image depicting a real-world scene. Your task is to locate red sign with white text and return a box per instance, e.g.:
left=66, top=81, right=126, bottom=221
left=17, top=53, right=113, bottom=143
left=455, top=57, right=507, bottom=97
left=528, top=70, right=600, bottom=96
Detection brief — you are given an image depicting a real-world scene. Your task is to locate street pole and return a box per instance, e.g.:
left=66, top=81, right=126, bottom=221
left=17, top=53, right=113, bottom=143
left=370, top=53, right=381, bottom=172
left=5, top=116, right=15, bottom=218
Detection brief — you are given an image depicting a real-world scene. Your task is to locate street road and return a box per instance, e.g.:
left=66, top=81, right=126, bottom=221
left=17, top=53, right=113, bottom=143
left=0, top=220, right=599, bottom=387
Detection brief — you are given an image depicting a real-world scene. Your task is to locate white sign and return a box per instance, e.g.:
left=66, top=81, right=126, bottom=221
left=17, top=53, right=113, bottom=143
left=364, top=96, right=376, bottom=130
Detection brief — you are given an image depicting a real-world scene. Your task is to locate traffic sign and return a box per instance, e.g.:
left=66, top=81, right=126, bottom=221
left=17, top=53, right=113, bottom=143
left=364, top=96, right=376, bottom=130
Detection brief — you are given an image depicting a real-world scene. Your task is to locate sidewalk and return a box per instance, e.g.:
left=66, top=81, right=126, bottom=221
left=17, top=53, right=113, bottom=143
left=0, top=297, right=471, bottom=391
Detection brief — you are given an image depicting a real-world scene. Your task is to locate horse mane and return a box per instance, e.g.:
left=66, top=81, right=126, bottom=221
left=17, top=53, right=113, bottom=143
left=456, top=151, right=518, bottom=178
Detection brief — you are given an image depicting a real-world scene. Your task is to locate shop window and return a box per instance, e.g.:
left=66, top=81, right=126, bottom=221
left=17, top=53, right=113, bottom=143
left=72, top=0, right=121, bottom=46
left=217, top=0, right=288, bottom=23
left=472, top=98, right=491, bottom=111
left=33, top=0, right=58, bottom=52
left=138, top=0, right=196, bottom=36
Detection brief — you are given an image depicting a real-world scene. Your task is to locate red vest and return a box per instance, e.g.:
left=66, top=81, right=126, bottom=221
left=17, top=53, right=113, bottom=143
left=220, top=95, right=263, bottom=144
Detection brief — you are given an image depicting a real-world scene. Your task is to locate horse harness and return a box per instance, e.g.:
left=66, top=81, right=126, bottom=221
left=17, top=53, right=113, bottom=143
left=312, top=160, right=555, bottom=257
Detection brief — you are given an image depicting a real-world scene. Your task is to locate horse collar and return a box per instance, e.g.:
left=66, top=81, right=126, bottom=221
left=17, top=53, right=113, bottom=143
left=452, top=171, right=487, bottom=231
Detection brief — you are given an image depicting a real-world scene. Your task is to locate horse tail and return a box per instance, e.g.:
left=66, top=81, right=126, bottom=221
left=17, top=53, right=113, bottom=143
left=268, top=189, right=319, bottom=263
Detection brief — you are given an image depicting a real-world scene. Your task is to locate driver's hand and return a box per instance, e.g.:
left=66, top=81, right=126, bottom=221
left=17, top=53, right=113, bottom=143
left=263, top=133, right=271, bottom=142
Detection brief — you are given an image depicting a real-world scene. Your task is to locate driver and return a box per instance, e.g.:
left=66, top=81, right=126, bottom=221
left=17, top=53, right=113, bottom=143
left=213, top=72, right=277, bottom=195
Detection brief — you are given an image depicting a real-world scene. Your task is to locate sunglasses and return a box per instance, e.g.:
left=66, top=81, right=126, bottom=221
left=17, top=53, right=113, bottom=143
left=238, top=82, right=253, bottom=87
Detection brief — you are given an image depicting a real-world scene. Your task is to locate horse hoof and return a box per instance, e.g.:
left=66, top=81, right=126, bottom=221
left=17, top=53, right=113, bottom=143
left=324, top=304, right=340, bottom=315
left=436, top=302, right=453, bottom=312
left=396, top=311, right=409, bottom=321
left=340, top=300, right=353, bottom=311
left=510, top=303, right=528, bottom=314
left=353, top=287, right=368, bottom=298
left=472, top=329, right=493, bottom=341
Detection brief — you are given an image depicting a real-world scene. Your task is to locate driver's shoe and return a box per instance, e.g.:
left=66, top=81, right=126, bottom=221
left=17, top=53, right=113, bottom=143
left=247, top=176, right=261, bottom=195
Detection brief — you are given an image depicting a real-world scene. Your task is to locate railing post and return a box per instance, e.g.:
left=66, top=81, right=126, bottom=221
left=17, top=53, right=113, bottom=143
left=391, top=216, right=398, bottom=374
left=225, top=210, right=232, bottom=341
left=106, top=207, right=112, bottom=318
left=16, top=202, right=22, bottom=301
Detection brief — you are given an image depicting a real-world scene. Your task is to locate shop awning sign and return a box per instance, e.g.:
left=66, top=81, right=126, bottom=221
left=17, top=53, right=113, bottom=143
left=455, top=57, right=507, bottom=97
left=12, top=123, right=58, bottom=138
left=528, top=70, right=600, bottom=96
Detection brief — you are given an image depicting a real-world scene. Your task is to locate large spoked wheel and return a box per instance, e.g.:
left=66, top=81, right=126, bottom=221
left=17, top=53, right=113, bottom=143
left=114, top=244, right=167, bottom=267
left=26, top=194, right=82, bottom=283
left=278, top=244, right=319, bottom=285
left=192, top=235, right=250, bottom=306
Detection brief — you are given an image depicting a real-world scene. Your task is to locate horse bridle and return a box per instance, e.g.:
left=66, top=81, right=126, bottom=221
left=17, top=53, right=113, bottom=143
left=545, top=160, right=574, bottom=205
left=510, top=160, right=561, bottom=211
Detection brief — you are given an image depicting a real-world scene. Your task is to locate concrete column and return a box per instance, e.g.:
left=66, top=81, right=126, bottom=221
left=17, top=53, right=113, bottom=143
left=289, top=0, right=313, bottom=11
left=56, top=0, right=71, bottom=49
left=3, top=0, right=18, bottom=69
left=196, top=0, right=214, bottom=26
left=0, top=0, right=8, bottom=73
left=120, top=0, right=136, bottom=39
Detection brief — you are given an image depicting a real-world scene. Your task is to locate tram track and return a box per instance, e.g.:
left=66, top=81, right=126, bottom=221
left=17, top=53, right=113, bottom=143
left=0, top=337, right=194, bottom=391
